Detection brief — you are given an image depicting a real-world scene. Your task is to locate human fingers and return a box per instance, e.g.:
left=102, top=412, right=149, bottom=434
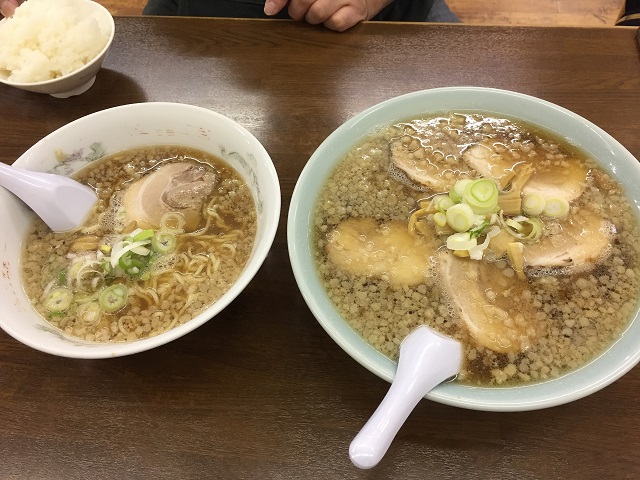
left=320, top=0, right=391, bottom=31
left=323, top=5, right=366, bottom=31
left=264, top=0, right=288, bottom=16
left=304, top=0, right=359, bottom=25
left=0, top=0, right=20, bottom=18
left=285, top=0, right=317, bottom=21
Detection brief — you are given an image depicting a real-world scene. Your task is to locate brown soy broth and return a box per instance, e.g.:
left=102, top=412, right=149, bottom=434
left=21, top=145, right=257, bottom=342
left=313, top=112, right=640, bottom=386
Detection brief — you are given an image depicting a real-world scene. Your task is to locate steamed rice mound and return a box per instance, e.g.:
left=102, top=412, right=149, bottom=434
left=0, top=0, right=111, bottom=83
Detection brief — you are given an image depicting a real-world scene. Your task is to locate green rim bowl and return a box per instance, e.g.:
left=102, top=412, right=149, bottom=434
left=287, top=86, right=640, bottom=412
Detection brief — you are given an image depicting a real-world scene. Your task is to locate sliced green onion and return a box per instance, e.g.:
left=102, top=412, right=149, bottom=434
left=118, top=255, right=142, bottom=274
left=544, top=197, right=570, bottom=218
left=118, top=252, right=149, bottom=277
left=505, top=218, right=525, bottom=231
left=130, top=245, right=151, bottom=256
left=152, top=232, right=177, bottom=254
left=469, top=220, right=490, bottom=239
left=462, top=178, right=499, bottom=214
left=468, top=226, right=502, bottom=260
left=67, top=260, right=84, bottom=287
left=77, top=302, right=102, bottom=326
left=103, top=262, right=113, bottom=275
left=133, top=229, right=155, bottom=242
left=126, top=228, right=140, bottom=240
left=98, top=284, right=128, bottom=313
left=446, top=232, right=478, bottom=251
left=160, top=212, right=186, bottom=232
left=75, top=291, right=99, bottom=304
left=449, top=178, right=473, bottom=203
left=522, top=193, right=546, bottom=217
left=498, top=212, right=543, bottom=242
left=109, top=240, right=152, bottom=269
left=44, top=287, right=73, bottom=313
left=433, top=212, right=448, bottom=227
left=118, top=255, right=134, bottom=271
left=446, top=203, right=475, bottom=232
left=437, top=196, right=455, bottom=212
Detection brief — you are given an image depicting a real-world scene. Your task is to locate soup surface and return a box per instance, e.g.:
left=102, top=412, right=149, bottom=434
left=22, top=145, right=256, bottom=342
left=313, top=113, right=640, bottom=386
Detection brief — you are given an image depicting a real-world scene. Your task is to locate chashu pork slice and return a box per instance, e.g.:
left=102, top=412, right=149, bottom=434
left=462, top=143, right=521, bottom=188
left=523, top=210, right=615, bottom=272
left=122, top=162, right=216, bottom=232
left=463, top=143, right=589, bottom=202
left=390, top=137, right=473, bottom=192
left=326, top=218, right=436, bottom=287
left=439, top=251, right=543, bottom=354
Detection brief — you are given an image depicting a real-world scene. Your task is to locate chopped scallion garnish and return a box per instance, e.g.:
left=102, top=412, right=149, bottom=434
left=462, top=178, right=499, bottom=215
left=449, top=178, right=473, bottom=203
left=152, top=232, right=177, bottom=254
left=498, top=212, right=543, bottom=242
left=433, top=212, right=448, bottom=227
left=133, top=229, right=155, bottom=242
left=446, top=232, right=478, bottom=251
left=44, top=287, right=73, bottom=313
left=544, top=197, right=570, bottom=218
left=522, top=193, right=546, bottom=217
left=435, top=195, right=455, bottom=212
left=446, top=203, right=475, bottom=232
left=98, top=284, right=128, bottom=313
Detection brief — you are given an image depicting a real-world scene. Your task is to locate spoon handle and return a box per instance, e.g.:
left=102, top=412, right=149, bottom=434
left=0, top=163, right=97, bottom=232
left=349, top=326, right=462, bottom=469
left=0, top=163, right=55, bottom=197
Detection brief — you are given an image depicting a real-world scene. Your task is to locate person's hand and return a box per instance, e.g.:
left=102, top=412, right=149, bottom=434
left=0, top=0, right=23, bottom=18
left=264, top=0, right=392, bottom=32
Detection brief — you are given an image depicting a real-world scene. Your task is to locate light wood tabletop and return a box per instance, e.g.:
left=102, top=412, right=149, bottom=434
left=1, top=17, right=640, bottom=480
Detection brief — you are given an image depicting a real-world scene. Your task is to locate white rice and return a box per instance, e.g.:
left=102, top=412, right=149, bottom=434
left=0, top=0, right=111, bottom=83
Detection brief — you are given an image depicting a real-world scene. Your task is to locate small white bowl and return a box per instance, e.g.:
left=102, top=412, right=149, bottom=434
left=287, top=87, right=640, bottom=411
left=0, top=102, right=281, bottom=358
left=0, top=0, right=114, bottom=98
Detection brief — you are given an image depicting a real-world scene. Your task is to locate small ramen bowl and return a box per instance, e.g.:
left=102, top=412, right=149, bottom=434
left=0, top=102, right=280, bottom=358
left=0, top=0, right=114, bottom=98
left=287, top=86, right=640, bottom=412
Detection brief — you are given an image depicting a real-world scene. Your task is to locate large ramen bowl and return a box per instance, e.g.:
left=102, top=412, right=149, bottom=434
left=287, top=87, right=640, bottom=411
left=0, top=102, right=280, bottom=358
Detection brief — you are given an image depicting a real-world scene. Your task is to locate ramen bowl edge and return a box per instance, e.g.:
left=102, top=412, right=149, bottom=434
left=287, top=87, right=640, bottom=412
left=0, top=102, right=281, bottom=358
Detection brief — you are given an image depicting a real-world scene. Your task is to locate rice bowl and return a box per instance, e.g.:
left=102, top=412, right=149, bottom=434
left=0, top=0, right=114, bottom=97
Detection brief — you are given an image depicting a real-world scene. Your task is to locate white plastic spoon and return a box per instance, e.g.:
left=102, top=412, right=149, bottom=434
left=349, top=325, right=463, bottom=469
left=0, top=163, right=98, bottom=232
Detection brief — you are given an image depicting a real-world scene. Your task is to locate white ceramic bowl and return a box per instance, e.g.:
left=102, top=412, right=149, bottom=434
left=0, top=0, right=114, bottom=98
left=0, top=102, right=280, bottom=358
left=287, top=87, right=640, bottom=411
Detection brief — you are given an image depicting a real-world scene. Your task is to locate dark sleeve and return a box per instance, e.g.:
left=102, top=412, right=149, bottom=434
left=616, top=0, right=640, bottom=25
left=373, top=0, right=436, bottom=21
left=143, top=0, right=179, bottom=15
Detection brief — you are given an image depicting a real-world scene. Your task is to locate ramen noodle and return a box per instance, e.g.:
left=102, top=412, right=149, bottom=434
left=21, top=145, right=256, bottom=342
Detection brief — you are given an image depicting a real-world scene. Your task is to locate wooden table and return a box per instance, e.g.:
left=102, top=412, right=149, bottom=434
left=1, top=17, right=639, bottom=479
